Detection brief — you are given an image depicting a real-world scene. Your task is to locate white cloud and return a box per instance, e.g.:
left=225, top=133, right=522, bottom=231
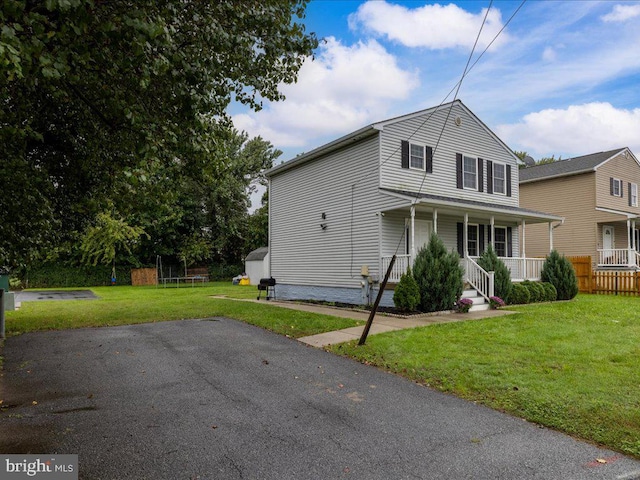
left=601, top=4, right=640, bottom=22
left=348, top=1, right=509, bottom=50
left=232, top=37, right=419, bottom=148
left=541, top=46, right=557, bottom=62
left=496, top=103, right=640, bottom=159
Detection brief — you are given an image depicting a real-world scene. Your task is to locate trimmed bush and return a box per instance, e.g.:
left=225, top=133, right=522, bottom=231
left=476, top=245, right=513, bottom=301
left=541, top=250, right=579, bottom=300
left=542, top=282, right=557, bottom=302
left=393, top=265, right=421, bottom=312
left=413, top=233, right=464, bottom=313
left=508, top=283, right=531, bottom=305
left=522, top=280, right=545, bottom=303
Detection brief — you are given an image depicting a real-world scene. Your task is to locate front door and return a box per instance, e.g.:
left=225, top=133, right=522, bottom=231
left=603, top=225, right=615, bottom=251
left=412, top=219, right=433, bottom=254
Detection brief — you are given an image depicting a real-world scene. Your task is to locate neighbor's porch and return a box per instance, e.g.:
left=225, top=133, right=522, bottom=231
left=596, top=212, right=640, bottom=269
left=378, top=192, right=563, bottom=300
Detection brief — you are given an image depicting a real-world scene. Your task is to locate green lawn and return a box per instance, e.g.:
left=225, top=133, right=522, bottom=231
left=3, top=283, right=361, bottom=338
left=329, top=294, right=640, bottom=458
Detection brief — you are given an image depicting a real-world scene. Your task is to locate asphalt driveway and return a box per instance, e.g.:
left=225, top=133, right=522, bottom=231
left=1, top=318, right=639, bottom=479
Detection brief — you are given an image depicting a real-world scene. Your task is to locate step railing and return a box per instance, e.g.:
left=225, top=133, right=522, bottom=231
left=464, top=256, right=494, bottom=301
left=598, top=249, right=632, bottom=267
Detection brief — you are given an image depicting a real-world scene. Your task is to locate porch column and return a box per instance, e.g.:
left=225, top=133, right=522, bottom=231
left=433, top=209, right=438, bottom=234
left=549, top=222, right=554, bottom=252
left=628, top=218, right=633, bottom=267
left=410, top=204, right=416, bottom=263
left=490, top=216, right=495, bottom=251
left=464, top=213, right=469, bottom=258
left=521, top=219, right=527, bottom=280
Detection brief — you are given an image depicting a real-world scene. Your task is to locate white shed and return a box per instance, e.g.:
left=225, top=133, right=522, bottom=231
left=244, top=247, right=269, bottom=285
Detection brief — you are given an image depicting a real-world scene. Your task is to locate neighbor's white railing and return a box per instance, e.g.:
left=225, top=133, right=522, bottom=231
left=464, top=256, right=494, bottom=301
left=598, top=248, right=632, bottom=267
left=382, top=254, right=411, bottom=283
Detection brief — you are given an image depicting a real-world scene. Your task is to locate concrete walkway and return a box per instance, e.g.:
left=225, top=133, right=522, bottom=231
left=213, top=296, right=516, bottom=348
left=296, top=306, right=516, bottom=347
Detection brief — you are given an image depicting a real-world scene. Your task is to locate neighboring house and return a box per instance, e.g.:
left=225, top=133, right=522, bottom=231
left=265, top=100, right=562, bottom=307
left=520, top=147, right=640, bottom=269
left=244, top=247, right=269, bottom=285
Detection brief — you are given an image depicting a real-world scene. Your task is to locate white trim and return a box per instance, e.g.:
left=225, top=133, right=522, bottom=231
left=462, top=154, right=478, bottom=190
left=492, top=161, right=507, bottom=195
left=408, top=141, right=427, bottom=171
left=631, top=183, right=638, bottom=207
left=378, top=188, right=564, bottom=222
left=467, top=223, right=480, bottom=257
left=594, top=206, right=640, bottom=219
left=593, top=147, right=640, bottom=170
left=612, top=177, right=622, bottom=197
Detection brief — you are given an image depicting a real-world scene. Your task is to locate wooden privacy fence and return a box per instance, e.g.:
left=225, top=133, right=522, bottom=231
left=567, top=256, right=640, bottom=295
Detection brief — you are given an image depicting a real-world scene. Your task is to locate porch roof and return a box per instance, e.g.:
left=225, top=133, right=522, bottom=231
left=379, top=188, right=564, bottom=224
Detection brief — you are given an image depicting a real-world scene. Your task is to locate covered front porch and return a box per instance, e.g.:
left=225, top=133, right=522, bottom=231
left=379, top=190, right=564, bottom=300
left=597, top=209, right=640, bottom=269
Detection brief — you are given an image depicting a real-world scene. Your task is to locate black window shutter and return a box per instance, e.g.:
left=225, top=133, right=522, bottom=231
left=487, top=160, right=493, bottom=194
left=426, top=146, right=433, bottom=173
left=506, top=165, right=512, bottom=197
left=621, top=181, right=624, bottom=198
left=630, top=183, right=633, bottom=206
left=479, top=224, right=485, bottom=254
left=507, top=227, right=513, bottom=257
left=457, top=222, right=464, bottom=256
left=610, top=177, right=614, bottom=195
left=487, top=225, right=492, bottom=244
left=478, top=158, right=484, bottom=192
left=401, top=140, right=409, bottom=169
left=456, top=153, right=463, bottom=189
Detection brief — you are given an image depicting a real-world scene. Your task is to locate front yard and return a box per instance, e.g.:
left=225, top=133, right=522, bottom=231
left=3, top=286, right=639, bottom=458
left=329, top=294, right=640, bottom=458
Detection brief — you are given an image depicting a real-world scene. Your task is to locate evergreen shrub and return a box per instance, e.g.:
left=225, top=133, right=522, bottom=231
left=522, top=280, right=545, bottom=303
left=541, top=250, right=579, bottom=300
left=413, top=233, right=464, bottom=313
left=393, top=266, right=421, bottom=312
left=508, top=283, right=531, bottom=305
left=542, top=282, right=557, bottom=302
left=476, top=245, right=513, bottom=301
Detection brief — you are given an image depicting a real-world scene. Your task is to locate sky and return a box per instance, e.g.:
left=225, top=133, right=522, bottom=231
left=230, top=0, right=640, bottom=207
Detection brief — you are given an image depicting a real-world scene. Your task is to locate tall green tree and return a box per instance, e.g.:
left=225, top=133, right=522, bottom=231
left=1, top=0, right=316, bottom=268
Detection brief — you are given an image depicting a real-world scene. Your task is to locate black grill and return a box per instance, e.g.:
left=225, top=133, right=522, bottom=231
left=257, top=277, right=276, bottom=300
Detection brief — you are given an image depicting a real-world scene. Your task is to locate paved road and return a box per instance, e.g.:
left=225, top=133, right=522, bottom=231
left=2, top=318, right=640, bottom=479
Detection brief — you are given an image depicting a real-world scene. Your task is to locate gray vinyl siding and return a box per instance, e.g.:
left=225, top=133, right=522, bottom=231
left=269, top=135, right=405, bottom=288
left=379, top=103, right=519, bottom=207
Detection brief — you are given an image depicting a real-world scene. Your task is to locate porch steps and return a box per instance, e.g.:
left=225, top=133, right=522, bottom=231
left=462, top=288, right=490, bottom=312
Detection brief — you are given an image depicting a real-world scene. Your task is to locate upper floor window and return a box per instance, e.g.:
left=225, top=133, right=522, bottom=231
left=410, top=143, right=425, bottom=170
left=463, top=155, right=477, bottom=190
left=493, top=162, right=506, bottom=195
left=631, top=183, right=638, bottom=207
left=611, top=177, right=622, bottom=197
left=401, top=140, right=432, bottom=173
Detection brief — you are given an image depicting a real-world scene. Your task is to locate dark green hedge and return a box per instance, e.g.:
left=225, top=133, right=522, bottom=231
left=25, top=264, right=132, bottom=288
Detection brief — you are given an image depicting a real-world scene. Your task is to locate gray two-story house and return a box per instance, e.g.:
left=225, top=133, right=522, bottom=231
left=265, top=100, right=562, bottom=308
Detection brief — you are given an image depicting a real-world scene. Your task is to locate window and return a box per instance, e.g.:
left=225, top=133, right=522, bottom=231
left=632, top=183, right=638, bottom=207
left=612, top=178, right=622, bottom=197
left=467, top=224, right=479, bottom=256
left=494, top=227, right=507, bottom=257
left=493, top=163, right=506, bottom=195
left=410, top=143, right=424, bottom=170
left=463, top=156, right=477, bottom=190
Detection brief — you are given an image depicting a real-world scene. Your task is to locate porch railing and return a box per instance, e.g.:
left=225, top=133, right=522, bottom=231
left=499, top=257, right=545, bottom=281
left=382, top=254, right=545, bottom=284
left=598, top=249, right=636, bottom=267
left=465, top=256, right=494, bottom=301
left=383, top=254, right=411, bottom=283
